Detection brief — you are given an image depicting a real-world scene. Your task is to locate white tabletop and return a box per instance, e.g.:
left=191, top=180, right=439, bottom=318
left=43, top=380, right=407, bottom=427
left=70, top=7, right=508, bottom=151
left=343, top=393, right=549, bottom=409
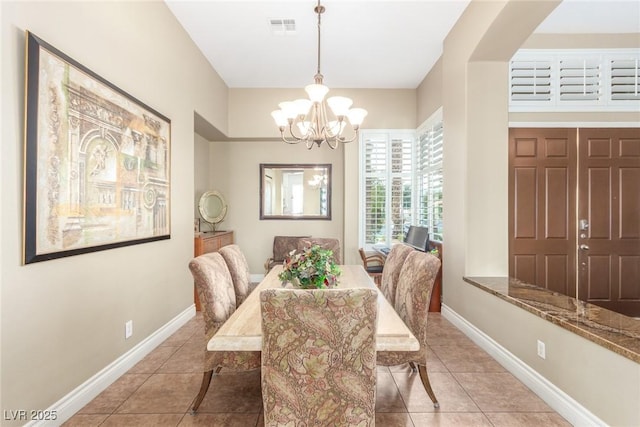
left=207, top=264, right=419, bottom=352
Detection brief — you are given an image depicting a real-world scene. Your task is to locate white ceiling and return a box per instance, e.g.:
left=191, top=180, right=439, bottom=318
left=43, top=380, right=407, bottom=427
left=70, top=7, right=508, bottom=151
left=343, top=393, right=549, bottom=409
left=165, top=0, right=640, bottom=89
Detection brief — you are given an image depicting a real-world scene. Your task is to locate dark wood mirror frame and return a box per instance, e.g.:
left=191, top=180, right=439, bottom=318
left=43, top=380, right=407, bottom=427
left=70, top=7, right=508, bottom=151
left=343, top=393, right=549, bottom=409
left=260, top=163, right=331, bottom=220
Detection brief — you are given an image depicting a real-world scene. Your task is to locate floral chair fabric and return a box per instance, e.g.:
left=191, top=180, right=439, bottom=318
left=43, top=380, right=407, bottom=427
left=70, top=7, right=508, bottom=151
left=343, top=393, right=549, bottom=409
left=297, top=237, right=341, bottom=264
left=264, top=235, right=311, bottom=272
left=219, top=244, right=257, bottom=306
left=380, top=243, right=413, bottom=305
left=377, top=250, right=441, bottom=408
left=260, top=288, right=378, bottom=426
left=188, top=252, right=261, bottom=412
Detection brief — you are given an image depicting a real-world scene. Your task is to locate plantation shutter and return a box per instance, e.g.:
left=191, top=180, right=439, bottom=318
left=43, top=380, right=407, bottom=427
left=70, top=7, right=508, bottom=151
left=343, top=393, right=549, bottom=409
left=363, top=135, right=387, bottom=245
left=361, top=132, right=414, bottom=246
left=610, top=58, right=640, bottom=101
left=510, top=49, right=640, bottom=111
left=559, top=57, right=601, bottom=101
left=510, top=59, right=552, bottom=102
left=417, top=122, right=444, bottom=242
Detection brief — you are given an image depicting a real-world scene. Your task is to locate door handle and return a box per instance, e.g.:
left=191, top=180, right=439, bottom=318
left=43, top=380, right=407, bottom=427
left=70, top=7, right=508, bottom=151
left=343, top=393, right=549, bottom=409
left=579, top=244, right=589, bottom=250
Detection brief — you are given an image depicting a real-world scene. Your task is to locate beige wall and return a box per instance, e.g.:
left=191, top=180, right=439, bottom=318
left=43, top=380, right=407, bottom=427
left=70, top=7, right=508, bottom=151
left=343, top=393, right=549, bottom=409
left=0, top=1, right=227, bottom=422
left=417, top=57, right=443, bottom=125
left=228, top=88, right=416, bottom=139
left=223, top=87, right=416, bottom=268
left=432, top=0, right=640, bottom=425
left=2, top=0, right=639, bottom=425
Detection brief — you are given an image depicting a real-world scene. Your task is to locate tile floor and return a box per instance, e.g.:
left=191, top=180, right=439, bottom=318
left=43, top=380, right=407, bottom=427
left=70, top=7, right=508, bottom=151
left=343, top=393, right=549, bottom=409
left=64, top=313, right=571, bottom=426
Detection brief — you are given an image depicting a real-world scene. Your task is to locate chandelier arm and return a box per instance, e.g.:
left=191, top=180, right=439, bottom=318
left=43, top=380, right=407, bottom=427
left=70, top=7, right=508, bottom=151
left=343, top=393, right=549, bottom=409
left=280, top=131, right=302, bottom=144
left=338, top=129, right=360, bottom=144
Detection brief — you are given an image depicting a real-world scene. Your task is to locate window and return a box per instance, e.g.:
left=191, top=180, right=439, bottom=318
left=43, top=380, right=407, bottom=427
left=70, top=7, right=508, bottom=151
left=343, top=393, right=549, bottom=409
left=360, top=131, right=415, bottom=248
left=359, top=113, right=444, bottom=248
left=509, top=49, right=640, bottom=111
left=417, top=115, right=443, bottom=242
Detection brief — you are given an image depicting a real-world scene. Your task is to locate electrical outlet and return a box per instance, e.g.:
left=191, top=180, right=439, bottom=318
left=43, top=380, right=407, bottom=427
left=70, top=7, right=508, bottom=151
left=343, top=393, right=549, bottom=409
left=537, top=339, right=546, bottom=359
left=125, top=320, right=133, bottom=339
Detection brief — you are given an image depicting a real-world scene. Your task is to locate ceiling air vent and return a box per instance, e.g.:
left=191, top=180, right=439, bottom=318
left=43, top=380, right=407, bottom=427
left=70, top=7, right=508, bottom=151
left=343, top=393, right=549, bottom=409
left=269, top=18, right=296, bottom=35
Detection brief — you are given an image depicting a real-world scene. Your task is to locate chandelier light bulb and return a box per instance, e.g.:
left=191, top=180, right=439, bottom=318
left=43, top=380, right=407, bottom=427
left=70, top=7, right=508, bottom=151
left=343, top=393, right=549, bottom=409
left=278, top=101, right=298, bottom=120
left=305, top=83, right=329, bottom=103
left=293, top=98, right=312, bottom=116
left=271, top=110, right=288, bottom=127
left=327, top=96, right=353, bottom=117
left=347, top=108, right=368, bottom=126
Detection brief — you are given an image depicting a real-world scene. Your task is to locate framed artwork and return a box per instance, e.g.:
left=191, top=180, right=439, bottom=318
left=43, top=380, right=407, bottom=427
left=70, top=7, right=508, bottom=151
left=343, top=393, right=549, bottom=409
left=23, top=32, right=171, bottom=264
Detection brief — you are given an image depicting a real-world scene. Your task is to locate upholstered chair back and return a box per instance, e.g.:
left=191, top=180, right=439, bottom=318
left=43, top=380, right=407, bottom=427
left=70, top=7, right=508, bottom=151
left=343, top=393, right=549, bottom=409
left=392, top=251, right=440, bottom=359
left=189, top=252, right=237, bottom=344
left=219, top=244, right=253, bottom=306
left=264, top=235, right=311, bottom=272
left=273, top=235, right=310, bottom=264
left=380, top=243, right=413, bottom=305
left=297, top=237, right=341, bottom=264
left=376, top=250, right=441, bottom=408
left=260, top=288, right=377, bottom=426
left=188, top=252, right=261, bottom=413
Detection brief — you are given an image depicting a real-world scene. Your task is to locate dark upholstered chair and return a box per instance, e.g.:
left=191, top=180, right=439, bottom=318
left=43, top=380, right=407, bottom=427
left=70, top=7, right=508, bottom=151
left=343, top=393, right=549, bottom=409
left=218, top=244, right=258, bottom=306
left=264, top=236, right=310, bottom=272
left=377, top=250, right=442, bottom=408
left=260, top=288, right=377, bottom=426
left=380, top=243, right=413, bottom=305
left=188, top=252, right=261, bottom=413
left=297, top=237, right=341, bottom=264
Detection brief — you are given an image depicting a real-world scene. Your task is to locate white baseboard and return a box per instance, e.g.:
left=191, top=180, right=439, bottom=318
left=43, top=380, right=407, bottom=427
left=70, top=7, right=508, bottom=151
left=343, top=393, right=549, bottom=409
left=27, top=305, right=196, bottom=427
left=441, top=304, right=605, bottom=427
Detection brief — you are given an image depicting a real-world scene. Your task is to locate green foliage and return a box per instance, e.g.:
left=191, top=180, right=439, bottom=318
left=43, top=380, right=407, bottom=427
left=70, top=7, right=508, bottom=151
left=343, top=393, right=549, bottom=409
left=278, top=245, right=341, bottom=289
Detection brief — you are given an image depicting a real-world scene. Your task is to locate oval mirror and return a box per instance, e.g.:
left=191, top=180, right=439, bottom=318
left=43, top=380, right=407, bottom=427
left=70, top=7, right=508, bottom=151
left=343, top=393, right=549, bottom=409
left=198, top=190, right=228, bottom=229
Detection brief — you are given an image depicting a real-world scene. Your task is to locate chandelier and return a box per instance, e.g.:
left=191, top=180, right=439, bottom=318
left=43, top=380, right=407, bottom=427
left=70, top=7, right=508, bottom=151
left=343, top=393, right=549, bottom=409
left=271, top=0, right=367, bottom=149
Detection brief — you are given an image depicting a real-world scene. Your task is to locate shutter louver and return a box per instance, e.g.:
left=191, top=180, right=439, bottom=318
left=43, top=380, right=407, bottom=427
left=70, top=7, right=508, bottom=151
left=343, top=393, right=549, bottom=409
left=611, top=58, right=640, bottom=101
left=510, top=60, right=552, bottom=102
left=559, top=58, right=601, bottom=101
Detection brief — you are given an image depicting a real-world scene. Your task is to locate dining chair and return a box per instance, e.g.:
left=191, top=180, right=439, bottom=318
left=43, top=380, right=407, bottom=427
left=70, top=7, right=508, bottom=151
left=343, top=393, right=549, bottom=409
left=218, top=244, right=258, bottom=306
left=260, top=288, right=378, bottom=426
left=377, top=250, right=442, bottom=408
left=358, top=248, right=385, bottom=286
left=379, top=243, right=413, bottom=305
left=188, top=252, right=261, bottom=413
left=297, top=237, right=341, bottom=264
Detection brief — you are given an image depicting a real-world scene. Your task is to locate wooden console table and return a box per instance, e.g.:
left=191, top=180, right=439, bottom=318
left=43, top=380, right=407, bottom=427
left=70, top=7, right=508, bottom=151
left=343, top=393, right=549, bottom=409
left=193, top=230, right=234, bottom=311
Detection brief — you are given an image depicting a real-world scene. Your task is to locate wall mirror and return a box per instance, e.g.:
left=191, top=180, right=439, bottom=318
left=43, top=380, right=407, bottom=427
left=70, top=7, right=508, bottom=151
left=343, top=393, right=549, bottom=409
left=260, top=163, right=331, bottom=220
left=198, top=190, right=227, bottom=230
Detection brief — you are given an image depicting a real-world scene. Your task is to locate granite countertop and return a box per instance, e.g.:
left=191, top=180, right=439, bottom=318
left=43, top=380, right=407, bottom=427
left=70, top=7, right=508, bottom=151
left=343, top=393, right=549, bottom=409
left=463, top=276, right=640, bottom=364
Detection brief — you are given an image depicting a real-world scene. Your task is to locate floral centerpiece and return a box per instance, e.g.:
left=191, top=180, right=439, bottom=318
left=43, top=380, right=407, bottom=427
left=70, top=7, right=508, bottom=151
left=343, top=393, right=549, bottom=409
left=278, top=244, right=341, bottom=289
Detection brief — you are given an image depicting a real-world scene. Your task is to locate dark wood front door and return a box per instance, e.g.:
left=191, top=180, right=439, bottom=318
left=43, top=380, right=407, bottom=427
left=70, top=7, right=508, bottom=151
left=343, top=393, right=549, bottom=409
left=577, top=128, right=640, bottom=316
left=510, top=127, right=640, bottom=317
left=509, top=128, right=577, bottom=297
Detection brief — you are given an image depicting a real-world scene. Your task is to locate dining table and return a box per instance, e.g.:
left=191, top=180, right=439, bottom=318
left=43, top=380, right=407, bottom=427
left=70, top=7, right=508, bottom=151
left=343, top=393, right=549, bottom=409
left=207, top=264, right=419, bottom=352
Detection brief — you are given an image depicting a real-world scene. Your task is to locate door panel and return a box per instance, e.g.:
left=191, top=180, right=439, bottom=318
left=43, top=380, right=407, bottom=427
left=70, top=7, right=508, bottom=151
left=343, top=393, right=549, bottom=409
left=578, top=128, right=640, bottom=316
left=509, top=128, right=577, bottom=297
